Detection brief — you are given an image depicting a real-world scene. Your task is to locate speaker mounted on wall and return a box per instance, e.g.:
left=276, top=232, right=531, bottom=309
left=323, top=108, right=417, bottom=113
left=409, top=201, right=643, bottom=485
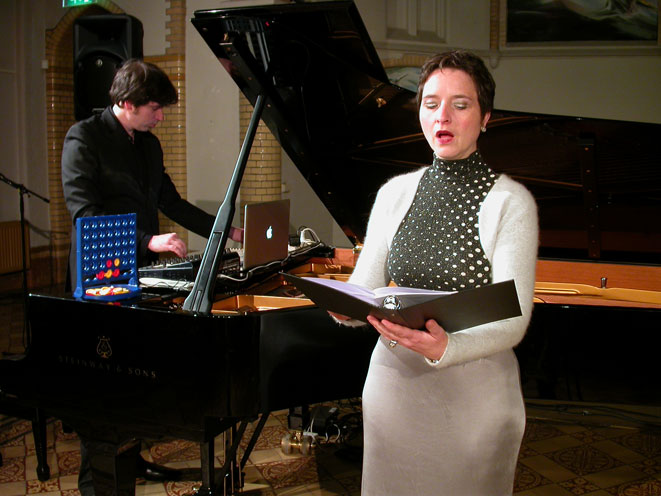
left=73, top=14, right=143, bottom=121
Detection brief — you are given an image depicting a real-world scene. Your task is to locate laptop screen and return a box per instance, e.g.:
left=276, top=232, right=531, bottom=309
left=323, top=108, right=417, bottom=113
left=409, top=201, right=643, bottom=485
left=242, top=199, right=290, bottom=269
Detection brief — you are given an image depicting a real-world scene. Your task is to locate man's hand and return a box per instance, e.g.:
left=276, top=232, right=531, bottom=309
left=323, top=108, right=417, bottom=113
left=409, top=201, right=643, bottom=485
left=148, top=233, right=187, bottom=258
left=229, top=227, right=244, bottom=243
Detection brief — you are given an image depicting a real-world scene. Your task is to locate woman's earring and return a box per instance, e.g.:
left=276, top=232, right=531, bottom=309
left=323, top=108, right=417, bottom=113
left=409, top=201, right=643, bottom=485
left=480, top=126, right=487, bottom=133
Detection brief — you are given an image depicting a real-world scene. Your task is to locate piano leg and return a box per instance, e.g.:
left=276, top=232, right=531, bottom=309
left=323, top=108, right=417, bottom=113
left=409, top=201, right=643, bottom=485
left=0, top=398, right=51, bottom=481
left=197, top=440, right=215, bottom=496
left=81, top=437, right=140, bottom=496
left=520, top=306, right=587, bottom=401
left=31, top=408, right=50, bottom=481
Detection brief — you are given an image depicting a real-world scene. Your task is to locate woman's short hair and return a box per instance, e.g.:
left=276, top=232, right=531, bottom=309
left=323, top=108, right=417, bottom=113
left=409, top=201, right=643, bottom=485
left=416, top=50, right=495, bottom=117
left=109, top=59, right=178, bottom=107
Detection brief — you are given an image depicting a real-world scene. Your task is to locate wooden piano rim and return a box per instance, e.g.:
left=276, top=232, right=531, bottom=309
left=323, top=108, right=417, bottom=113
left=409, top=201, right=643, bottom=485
left=211, top=294, right=315, bottom=315
left=535, top=281, right=661, bottom=306
left=175, top=254, right=661, bottom=312
left=534, top=259, right=661, bottom=308
left=305, top=252, right=661, bottom=309
left=533, top=294, right=661, bottom=309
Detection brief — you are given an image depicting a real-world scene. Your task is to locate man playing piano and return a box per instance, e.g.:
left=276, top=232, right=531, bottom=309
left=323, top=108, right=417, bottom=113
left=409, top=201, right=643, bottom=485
left=61, top=58, right=241, bottom=494
left=62, top=58, right=242, bottom=286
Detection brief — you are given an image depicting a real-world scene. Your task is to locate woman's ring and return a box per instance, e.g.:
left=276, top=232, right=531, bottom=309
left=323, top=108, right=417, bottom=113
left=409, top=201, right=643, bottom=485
left=388, top=340, right=398, bottom=348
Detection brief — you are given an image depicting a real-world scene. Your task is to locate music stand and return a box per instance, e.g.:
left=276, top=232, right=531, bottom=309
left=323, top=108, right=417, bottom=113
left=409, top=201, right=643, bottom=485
left=0, top=172, right=49, bottom=348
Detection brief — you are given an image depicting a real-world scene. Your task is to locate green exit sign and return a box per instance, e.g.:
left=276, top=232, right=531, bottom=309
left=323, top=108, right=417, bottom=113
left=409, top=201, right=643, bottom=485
left=63, top=0, right=98, bottom=6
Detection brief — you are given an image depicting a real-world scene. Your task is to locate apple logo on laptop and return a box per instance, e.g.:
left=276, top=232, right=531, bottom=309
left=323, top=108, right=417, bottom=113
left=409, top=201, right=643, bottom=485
left=266, top=225, right=273, bottom=240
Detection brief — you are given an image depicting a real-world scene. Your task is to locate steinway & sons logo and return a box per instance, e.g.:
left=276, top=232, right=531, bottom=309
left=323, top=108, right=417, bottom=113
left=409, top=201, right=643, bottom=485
left=97, top=336, right=112, bottom=358
left=57, top=335, right=158, bottom=380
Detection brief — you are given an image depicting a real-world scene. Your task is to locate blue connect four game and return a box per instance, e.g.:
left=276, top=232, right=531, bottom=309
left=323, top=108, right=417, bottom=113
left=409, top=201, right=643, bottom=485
left=74, top=213, right=141, bottom=301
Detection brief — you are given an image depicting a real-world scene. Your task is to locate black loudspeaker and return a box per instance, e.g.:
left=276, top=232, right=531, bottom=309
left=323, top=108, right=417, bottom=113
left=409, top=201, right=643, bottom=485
left=73, top=14, right=143, bottom=121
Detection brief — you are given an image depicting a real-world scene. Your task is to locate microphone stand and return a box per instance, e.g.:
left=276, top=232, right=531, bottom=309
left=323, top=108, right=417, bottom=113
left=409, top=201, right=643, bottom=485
left=0, top=172, right=50, bottom=350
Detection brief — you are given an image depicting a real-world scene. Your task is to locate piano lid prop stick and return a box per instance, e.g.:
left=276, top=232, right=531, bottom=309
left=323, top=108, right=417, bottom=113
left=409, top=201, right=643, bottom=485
left=183, top=94, right=267, bottom=314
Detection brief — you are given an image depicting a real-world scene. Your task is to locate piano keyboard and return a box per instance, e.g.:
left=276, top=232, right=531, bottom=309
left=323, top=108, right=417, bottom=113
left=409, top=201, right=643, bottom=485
left=138, top=250, right=241, bottom=282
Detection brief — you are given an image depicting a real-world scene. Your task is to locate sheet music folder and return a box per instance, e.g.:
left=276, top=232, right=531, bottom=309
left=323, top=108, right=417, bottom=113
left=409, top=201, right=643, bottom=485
left=282, top=274, right=522, bottom=332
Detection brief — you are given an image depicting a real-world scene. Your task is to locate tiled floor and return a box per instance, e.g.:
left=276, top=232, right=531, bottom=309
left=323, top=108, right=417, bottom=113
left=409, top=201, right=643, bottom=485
left=0, top=408, right=364, bottom=496
left=0, top=403, right=660, bottom=496
left=1, top=291, right=660, bottom=495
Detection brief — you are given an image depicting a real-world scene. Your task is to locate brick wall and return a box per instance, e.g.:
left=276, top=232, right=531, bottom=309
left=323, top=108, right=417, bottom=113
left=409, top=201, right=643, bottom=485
left=45, top=2, right=122, bottom=286
left=151, top=0, right=188, bottom=247
left=238, top=95, right=282, bottom=220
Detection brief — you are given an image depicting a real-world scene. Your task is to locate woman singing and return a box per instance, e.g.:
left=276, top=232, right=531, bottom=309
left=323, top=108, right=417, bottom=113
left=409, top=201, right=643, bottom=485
left=334, top=50, right=538, bottom=495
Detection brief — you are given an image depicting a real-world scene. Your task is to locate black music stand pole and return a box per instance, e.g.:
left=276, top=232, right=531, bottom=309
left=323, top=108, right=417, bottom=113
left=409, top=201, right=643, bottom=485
left=0, top=172, right=50, bottom=349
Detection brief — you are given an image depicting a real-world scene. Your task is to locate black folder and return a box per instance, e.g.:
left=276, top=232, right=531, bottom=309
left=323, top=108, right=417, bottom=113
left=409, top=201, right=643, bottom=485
left=282, top=274, right=522, bottom=333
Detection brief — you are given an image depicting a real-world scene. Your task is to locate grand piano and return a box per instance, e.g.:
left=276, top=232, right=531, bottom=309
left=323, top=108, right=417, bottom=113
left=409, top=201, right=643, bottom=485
left=189, top=0, right=661, bottom=405
left=2, top=1, right=660, bottom=495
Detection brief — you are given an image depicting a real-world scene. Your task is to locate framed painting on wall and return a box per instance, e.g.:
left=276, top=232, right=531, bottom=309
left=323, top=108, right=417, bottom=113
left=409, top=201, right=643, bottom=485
left=504, top=0, right=659, bottom=44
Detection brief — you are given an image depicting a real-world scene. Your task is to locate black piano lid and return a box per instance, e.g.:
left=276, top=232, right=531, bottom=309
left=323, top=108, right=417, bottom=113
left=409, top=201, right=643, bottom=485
left=192, top=1, right=661, bottom=264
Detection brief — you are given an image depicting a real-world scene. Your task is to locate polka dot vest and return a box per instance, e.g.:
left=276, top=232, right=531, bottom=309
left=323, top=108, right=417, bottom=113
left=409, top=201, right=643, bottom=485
left=387, top=151, right=498, bottom=291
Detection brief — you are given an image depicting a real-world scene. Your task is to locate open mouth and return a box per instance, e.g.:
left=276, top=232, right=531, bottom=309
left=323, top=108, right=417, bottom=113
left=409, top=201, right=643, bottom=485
left=435, top=130, right=454, bottom=143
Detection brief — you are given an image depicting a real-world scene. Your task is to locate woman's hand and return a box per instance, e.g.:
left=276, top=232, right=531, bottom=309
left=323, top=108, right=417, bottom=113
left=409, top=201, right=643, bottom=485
left=366, top=315, right=449, bottom=361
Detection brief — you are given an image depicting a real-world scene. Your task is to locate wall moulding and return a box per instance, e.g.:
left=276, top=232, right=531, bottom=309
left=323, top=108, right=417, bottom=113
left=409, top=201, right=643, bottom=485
left=382, top=0, right=447, bottom=50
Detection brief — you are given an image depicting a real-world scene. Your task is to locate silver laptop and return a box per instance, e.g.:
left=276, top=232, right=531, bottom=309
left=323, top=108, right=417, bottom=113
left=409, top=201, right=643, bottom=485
left=242, top=199, right=290, bottom=269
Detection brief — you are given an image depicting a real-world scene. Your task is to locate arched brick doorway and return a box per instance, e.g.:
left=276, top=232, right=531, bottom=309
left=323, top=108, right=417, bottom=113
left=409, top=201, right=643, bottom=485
left=45, top=1, right=124, bottom=285
left=45, top=1, right=189, bottom=286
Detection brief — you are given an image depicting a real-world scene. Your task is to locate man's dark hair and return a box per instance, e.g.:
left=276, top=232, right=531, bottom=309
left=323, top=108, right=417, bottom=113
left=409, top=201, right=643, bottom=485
left=109, top=59, right=178, bottom=107
left=417, top=50, right=495, bottom=118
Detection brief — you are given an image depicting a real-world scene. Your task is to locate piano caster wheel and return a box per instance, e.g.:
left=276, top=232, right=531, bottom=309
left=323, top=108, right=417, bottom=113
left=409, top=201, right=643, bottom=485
left=281, top=432, right=312, bottom=456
